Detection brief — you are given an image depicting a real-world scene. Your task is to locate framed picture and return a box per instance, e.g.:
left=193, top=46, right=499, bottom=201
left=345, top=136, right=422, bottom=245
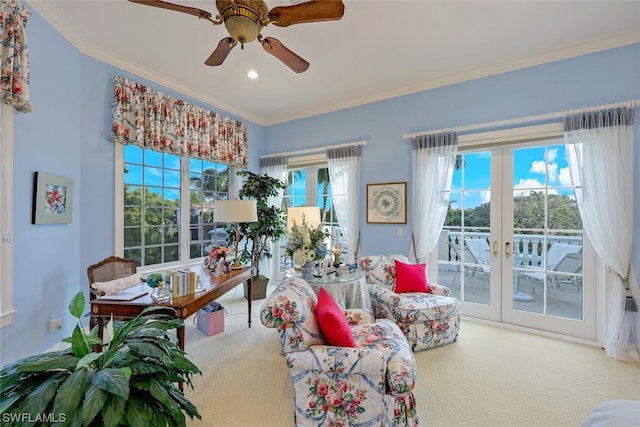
left=366, top=182, right=407, bottom=224
left=32, top=172, right=74, bottom=224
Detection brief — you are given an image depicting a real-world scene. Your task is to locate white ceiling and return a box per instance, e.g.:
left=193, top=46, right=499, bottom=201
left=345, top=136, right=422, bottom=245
left=28, top=1, right=640, bottom=126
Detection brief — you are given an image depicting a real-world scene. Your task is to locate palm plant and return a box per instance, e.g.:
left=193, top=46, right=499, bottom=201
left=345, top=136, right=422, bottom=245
left=0, top=292, right=201, bottom=426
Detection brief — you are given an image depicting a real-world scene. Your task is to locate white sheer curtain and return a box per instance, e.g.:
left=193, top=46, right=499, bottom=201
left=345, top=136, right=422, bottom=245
left=327, top=145, right=361, bottom=264
left=564, top=102, right=639, bottom=362
left=410, top=131, right=458, bottom=262
left=259, top=155, right=288, bottom=280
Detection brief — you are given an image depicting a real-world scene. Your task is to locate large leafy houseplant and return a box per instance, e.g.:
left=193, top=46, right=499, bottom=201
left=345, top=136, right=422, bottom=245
left=0, top=292, right=201, bottom=426
left=228, top=170, right=287, bottom=281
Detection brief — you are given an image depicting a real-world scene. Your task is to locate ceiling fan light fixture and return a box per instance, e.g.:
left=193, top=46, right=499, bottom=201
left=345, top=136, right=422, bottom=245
left=224, top=15, right=261, bottom=44
left=216, top=0, right=269, bottom=45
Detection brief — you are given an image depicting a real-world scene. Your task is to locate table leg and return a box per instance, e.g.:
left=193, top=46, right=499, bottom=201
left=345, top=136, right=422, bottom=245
left=93, top=316, right=104, bottom=353
left=247, top=277, right=252, bottom=328
left=177, top=325, right=185, bottom=351
left=176, top=325, right=185, bottom=392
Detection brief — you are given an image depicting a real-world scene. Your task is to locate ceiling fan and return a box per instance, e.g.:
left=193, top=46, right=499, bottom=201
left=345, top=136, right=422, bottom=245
left=128, top=0, right=345, bottom=73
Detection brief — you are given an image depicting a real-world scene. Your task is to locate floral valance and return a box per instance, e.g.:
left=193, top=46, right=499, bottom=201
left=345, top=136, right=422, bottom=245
left=0, top=0, right=31, bottom=113
left=111, top=76, right=248, bottom=167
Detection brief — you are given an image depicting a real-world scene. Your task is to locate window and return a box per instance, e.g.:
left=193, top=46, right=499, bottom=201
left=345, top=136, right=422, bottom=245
left=120, top=145, right=229, bottom=269
left=279, top=164, right=344, bottom=272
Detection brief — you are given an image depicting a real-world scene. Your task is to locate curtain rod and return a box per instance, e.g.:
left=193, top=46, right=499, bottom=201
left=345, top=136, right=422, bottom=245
left=260, top=140, right=367, bottom=160
left=402, top=99, right=640, bottom=140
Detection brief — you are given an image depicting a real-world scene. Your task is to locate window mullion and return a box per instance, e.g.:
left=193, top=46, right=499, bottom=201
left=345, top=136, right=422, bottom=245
left=180, top=157, right=190, bottom=262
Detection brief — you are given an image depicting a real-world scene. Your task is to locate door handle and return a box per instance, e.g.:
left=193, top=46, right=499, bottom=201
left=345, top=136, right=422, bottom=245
left=492, top=240, right=499, bottom=257
left=505, top=241, right=512, bottom=258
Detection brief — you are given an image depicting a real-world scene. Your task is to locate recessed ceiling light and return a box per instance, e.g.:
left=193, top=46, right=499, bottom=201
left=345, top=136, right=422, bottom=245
left=247, top=70, right=258, bottom=79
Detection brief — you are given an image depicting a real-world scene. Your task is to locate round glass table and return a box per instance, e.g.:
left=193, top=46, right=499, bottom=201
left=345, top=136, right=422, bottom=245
left=285, top=268, right=372, bottom=313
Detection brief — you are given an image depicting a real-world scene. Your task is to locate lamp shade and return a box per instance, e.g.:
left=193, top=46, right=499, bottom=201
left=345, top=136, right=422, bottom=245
left=214, top=200, right=258, bottom=223
left=287, top=206, right=321, bottom=232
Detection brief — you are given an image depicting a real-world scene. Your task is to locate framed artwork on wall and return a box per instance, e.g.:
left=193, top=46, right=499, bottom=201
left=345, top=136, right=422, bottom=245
left=366, top=182, right=407, bottom=224
left=32, top=171, right=74, bottom=224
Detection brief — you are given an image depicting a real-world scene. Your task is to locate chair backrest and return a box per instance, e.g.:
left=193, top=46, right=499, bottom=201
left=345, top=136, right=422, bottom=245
left=87, top=256, right=137, bottom=300
left=358, top=254, right=409, bottom=290
left=464, top=238, right=491, bottom=272
left=552, top=251, right=583, bottom=274
left=464, top=238, right=490, bottom=262
left=547, top=244, right=581, bottom=270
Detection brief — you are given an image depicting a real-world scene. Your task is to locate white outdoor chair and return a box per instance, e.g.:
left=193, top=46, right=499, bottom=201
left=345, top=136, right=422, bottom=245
left=518, top=243, right=582, bottom=306
left=450, top=238, right=491, bottom=292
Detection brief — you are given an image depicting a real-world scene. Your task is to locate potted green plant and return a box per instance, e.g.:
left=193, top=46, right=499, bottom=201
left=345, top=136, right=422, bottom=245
left=0, top=292, right=201, bottom=426
left=228, top=170, right=286, bottom=300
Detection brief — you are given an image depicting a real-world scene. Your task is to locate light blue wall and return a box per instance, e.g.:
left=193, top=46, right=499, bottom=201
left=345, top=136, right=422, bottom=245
left=265, top=43, right=640, bottom=258
left=5, top=6, right=83, bottom=366
left=1, top=6, right=264, bottom=365
left=2, top=4, right=638, bottom=365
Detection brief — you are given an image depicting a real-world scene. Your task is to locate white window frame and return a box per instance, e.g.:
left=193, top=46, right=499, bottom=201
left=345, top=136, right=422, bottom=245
left=114, top=144, right=234, bottom=274
left=1, top=103, right=16, bottom=327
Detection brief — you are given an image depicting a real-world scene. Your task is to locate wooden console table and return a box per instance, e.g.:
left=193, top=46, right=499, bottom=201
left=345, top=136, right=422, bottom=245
left=90, top=266, right=253, bottom=351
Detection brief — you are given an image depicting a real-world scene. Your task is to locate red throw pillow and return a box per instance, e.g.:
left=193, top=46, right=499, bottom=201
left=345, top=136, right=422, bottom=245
left=316, top=288, right=356, bottom=347
left=394, top=259, right=429, bottom=293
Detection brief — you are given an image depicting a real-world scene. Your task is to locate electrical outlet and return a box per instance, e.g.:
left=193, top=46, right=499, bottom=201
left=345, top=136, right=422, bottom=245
left=49, top=318, right=63, bottom=332
left=397, top=228, right=403, bottom=237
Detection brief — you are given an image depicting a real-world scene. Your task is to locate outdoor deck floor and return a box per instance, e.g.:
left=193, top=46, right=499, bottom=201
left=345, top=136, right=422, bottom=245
left=437, top=265, right=583, bottom=320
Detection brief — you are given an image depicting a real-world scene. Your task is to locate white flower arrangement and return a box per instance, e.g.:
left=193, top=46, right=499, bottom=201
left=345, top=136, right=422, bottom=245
left=285, top=215, right=328, bottom=266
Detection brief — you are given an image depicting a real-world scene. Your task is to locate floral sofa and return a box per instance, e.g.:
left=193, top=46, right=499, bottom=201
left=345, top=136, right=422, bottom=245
left=261, top=275, right=419, bottom=426
left=359, top=255, right=460, bottom=351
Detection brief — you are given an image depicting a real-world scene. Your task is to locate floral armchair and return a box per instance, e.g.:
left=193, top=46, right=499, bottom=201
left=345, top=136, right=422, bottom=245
left=261, top=275, right=419, bottom=426
left=359, top=255, right=460, bottom=352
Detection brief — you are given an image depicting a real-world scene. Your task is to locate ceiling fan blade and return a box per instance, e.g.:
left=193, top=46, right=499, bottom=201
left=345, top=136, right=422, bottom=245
left=261, top=37, right=309, bottom=73
left=205, top=38, right=237, bottom=66
left=127, top=0, right=212, bottom=19
left=268, top=0, right=345, bottom=28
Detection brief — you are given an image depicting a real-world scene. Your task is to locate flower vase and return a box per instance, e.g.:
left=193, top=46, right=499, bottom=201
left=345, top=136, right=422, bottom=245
left=216, top=257, right=229, bottom=274
left=300, top=261, right=316, bottom=281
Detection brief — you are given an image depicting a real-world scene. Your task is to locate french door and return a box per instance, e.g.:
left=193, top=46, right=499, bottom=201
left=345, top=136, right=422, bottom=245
left=437, top=137, right=596, bottom=340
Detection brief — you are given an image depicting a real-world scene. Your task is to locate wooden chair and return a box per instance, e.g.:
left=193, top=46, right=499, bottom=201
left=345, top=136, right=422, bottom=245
left=87, top=256, right=138, bottom=329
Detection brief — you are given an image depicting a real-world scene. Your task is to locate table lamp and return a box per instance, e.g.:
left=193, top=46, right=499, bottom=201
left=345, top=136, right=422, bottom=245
left=214, top=199, right=258, bottom=269
left=286, top=206, right=321, bottom=232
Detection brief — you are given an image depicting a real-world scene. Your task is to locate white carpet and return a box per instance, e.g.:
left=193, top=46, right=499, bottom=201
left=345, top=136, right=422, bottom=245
left=184, top=286, right=640, bottom=427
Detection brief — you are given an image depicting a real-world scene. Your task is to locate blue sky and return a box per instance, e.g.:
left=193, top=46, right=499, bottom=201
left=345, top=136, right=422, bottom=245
left=451, top=141, right=574, bottom=209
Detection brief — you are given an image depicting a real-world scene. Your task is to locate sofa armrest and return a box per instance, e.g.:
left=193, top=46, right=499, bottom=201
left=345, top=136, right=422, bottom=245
left=344, top=309, right=373, bottom=326
left=287, top=345, right=384, bottom=376
left=427, top=283, right=451, bottom=296
left=260, top=278, right=325, bottom=352
left=369, top=283, right=401, bottom=321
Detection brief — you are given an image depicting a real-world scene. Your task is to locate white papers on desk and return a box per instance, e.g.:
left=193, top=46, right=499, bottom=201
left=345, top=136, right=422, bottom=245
left=96, top=284, right=148, bottom=301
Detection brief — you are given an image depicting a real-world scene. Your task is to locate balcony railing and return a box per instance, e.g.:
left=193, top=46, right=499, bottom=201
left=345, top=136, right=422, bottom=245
left=442, top=231, right=582, bottom=267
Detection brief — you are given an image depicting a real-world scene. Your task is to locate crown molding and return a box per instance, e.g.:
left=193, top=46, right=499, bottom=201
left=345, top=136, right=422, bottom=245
left=264, top=30, right=640, bottom=125
left=25, top=0, right=265, bottom=126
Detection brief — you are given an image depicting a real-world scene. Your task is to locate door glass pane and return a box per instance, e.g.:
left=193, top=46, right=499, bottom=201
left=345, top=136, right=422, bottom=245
left=512, top=143, right=584, bottom=320
left=440, top=152, right=491, bottom=305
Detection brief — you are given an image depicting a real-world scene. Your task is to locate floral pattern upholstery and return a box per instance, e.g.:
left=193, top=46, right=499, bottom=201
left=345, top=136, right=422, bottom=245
left=261, top=275, right=419, bottom=426
left=359, top=255, right=460, bottom=352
